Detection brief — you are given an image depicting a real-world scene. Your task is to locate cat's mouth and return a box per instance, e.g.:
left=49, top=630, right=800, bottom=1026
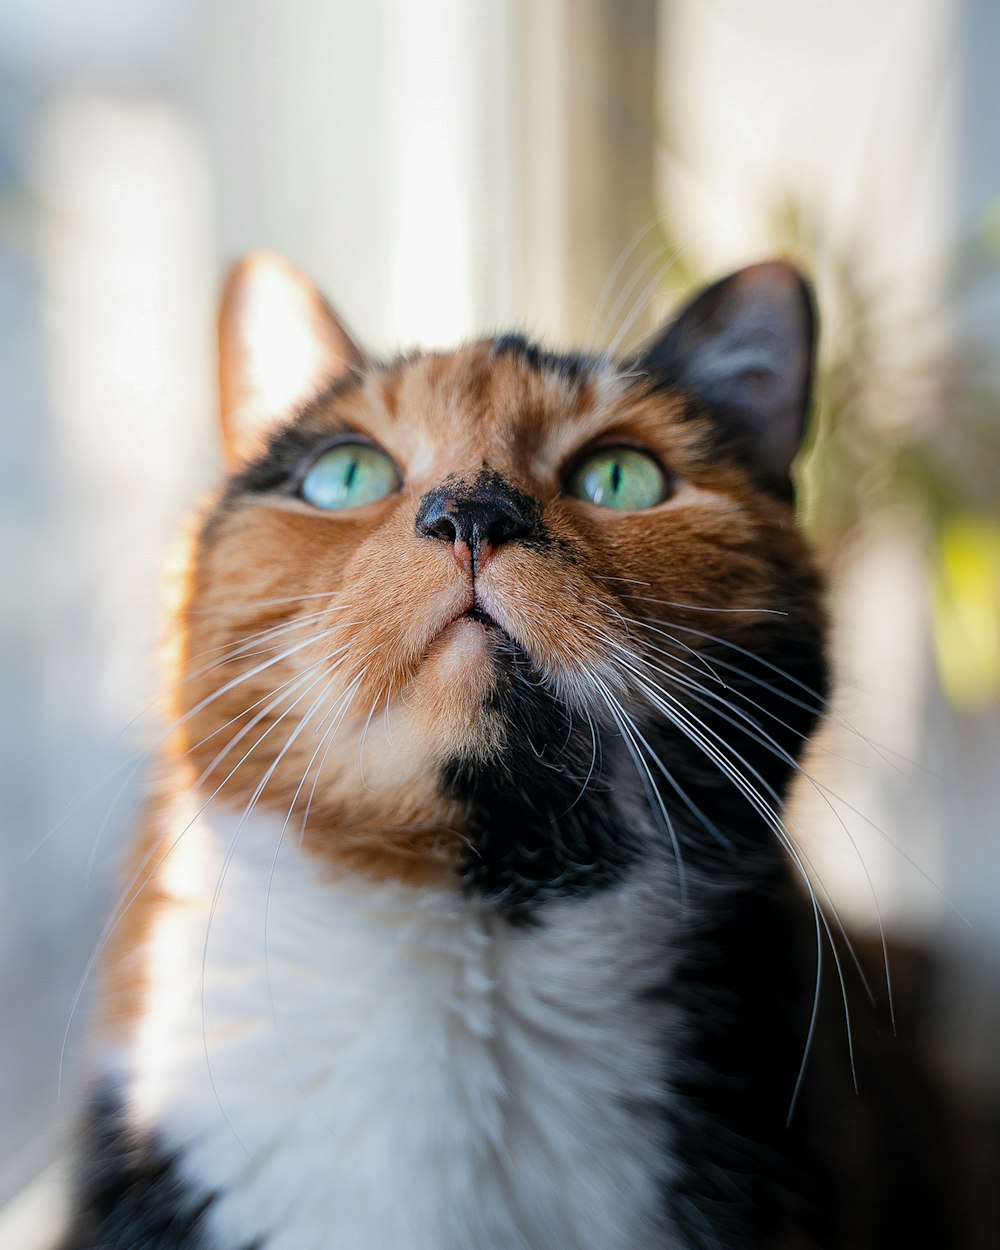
left=433, top=595, right=514, bottom=653
left=466, top=605, right=501, bottom=629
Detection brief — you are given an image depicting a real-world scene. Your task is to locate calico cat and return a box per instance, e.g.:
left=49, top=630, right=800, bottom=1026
left=61, top=254, right=960, bottom=1250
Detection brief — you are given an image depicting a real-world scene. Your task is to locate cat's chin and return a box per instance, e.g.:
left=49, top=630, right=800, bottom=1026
left=431, top=611, right=506, bottom=665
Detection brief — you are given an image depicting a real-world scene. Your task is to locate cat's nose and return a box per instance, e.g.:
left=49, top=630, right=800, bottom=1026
left=415, top=471, right=538, bottom=575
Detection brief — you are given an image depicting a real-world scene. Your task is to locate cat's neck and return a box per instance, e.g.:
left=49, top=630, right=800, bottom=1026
left=103, top=793, right=681, bottom=1250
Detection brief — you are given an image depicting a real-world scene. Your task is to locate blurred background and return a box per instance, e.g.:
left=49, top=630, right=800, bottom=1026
left=1, top=0, right=998, bottom=1243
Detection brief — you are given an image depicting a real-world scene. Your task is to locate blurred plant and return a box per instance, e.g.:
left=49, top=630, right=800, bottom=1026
left=653, top=197, right=1000, bottom=710
left=798, top=197, right=1000, bottom=711
left=931, top=515, right=1000, bottom=708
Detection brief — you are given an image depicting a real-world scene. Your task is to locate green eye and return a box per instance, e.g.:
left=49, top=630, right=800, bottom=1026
left=300, top=443, right=401, bottom=510
left=567, top=447, right=669, bottom=510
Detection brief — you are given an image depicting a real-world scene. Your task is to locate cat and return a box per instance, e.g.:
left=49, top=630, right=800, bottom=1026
left=59, top=253, right=962, bottom=1250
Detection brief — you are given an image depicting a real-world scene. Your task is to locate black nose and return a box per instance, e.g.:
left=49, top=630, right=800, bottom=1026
left=415, top=470, right=540, bottom=571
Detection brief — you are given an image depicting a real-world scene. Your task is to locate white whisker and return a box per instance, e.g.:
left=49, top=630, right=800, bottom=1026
left=606, top=258, right=678, bottom=358
left=198, top=657, right=345, bottom=1153
left=261, top=670, right=369, bottom=1133
left=586, top=214, right=673, bottom=349
left=587, top=672, right=687, bottom=901
left=59, top=640, right=353, bottom=1095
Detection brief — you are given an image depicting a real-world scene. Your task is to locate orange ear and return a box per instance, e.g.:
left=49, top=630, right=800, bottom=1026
left=218, top=253, right=366, bottom=470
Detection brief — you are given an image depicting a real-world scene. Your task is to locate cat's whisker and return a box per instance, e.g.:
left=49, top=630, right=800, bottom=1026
left=185, top=645, right=351, bottom=758
left=632, top=660, right=885, bottom=960
left=560, top=704, right=602, bottom=817
left=585, top=212, right=674, bottom=349
left=355, top=694, right=385, bottom=794
left=58, top=655, right=342, bottom=1097
left=171, top=626, right=350, bottom=740
left=608, top=643, right=832, bottom=886
left=617, top=698, right=732, bottom=852
left=641, top=648, right=872, bottom=826
left=610, top=588, right=787, bottom=617
left=586, top=672, right=687, bottom=902
left=606, top=258, right=679, bottom=358
left=625, top=607, right=930, bottom=781
left=303, top=642, right=382, bottom=743
left=380, top=675, right=398, bottom=749
left=71, top=631, right=355, bottom=879
left=190, top=650, right=352, bottom=792
left=624, top=610, right=837, bottom=713
left=198, top=607, right=354, bottom=654
left=601, top=245, right=681, bottom=361
left=582, top=594, right=727, bottom=686
left=665, top=655, right=965, bottom=932
left=593, top=244, right=668, bottom=358
left=592, top=574, right=653, bottom=587
left=641, top=644, right=813, bottom=757
left=571, top=619, right=731, bottom=850
left=792, top=906, right=827, bottom=1128
left=182, top=604, right=349, bottom=664
left=199, top=659, right=351, bottom=1138
left=574, top=618, right=859, bottom=1097
left=182, top=625, right=344, bottom=676
left=611, top=660, right=765, bottom=837
left=628, top=650, right=884, bottom=972
left=607, top=612, right=844, bottom=756
left=658, top=660, right=893, bottom=1024
left=45, top=611, right=352, bottom=838
left=39, top=613, right=343, bottom=850
left=296, top=669, right=371, bottom=852
left=81, top=646, right=351, bottom=885
left=610, top=654, right=863, bottom=1099
left=185, top=591, right=350, bottom=616
left=261, top=670, right=370, bottom=1137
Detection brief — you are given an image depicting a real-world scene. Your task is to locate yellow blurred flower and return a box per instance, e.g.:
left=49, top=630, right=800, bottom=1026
left=931, top=515, right=1000, bottom=709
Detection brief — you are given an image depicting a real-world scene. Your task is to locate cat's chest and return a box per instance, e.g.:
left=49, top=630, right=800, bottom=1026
left=109, top=804, right=680, bottom=1250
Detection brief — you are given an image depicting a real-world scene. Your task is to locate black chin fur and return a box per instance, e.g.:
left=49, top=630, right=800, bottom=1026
left=444, top=611, right=827, bottom=913
left=443, top=639, right=640, bottom=915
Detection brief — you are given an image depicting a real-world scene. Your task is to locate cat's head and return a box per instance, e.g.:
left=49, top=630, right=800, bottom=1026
left=170, top=254, right=825, bottom=905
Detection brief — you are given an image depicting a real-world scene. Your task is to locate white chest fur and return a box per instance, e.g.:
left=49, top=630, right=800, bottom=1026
left=113, top=802, right=680, bottom=1250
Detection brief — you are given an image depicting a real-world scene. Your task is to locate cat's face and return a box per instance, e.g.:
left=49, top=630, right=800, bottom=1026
left=170, top=255, right=825, bottom=902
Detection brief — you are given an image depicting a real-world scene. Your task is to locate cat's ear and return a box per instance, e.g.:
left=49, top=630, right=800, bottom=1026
left=640, top=261, right=816, bottom=496
left=218, top=252, right=366, bottom=469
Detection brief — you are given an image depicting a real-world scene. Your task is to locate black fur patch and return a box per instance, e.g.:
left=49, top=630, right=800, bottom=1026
left=61, top=1088, right=254, bottom=1250
left=660, top=856, right=842, bottom=1249
left=444, top=641, right=639, bottom=915
left=490, top=333, right=592, bottom=382
left=227, top=423, right=316, bottom=496
left=637, top=614, right=838, bottom=1246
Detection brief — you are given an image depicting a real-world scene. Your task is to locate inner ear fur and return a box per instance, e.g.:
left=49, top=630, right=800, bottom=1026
left=640, top=260, right=816, bottom=497
left=218, top=252, right=366, bottom=471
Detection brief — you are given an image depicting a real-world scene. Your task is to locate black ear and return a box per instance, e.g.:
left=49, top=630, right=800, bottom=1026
left=640, top=261, right=816, bottom=497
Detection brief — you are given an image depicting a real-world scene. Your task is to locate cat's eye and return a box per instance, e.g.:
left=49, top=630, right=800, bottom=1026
left=299, top=442, right=401, bottom=510
left=566, top=447, right=670, bottom=510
